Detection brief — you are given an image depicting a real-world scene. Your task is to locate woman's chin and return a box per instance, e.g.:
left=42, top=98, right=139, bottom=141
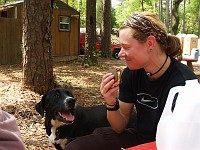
left=127, top=65, right=140, bottom=70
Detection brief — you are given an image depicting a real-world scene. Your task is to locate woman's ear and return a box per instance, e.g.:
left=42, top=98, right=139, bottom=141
left=146, top=35, right=156, bottom=51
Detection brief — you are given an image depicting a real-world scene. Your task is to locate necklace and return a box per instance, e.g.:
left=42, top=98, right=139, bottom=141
left=146, top=55, right=168, bottom=76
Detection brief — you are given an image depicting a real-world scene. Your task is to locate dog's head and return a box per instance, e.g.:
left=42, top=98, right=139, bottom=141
left=36, top=88, right=76, bottom=124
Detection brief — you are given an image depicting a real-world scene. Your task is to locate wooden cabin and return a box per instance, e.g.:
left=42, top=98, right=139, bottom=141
left=0, top=0, right=80, bottom=64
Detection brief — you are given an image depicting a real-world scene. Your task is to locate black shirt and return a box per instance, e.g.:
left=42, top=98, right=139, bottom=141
left=119, top=56, right=197, bottom=144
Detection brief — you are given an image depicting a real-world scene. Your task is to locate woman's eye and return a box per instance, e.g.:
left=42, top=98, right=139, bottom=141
left=122, top=47, right=130, bottom=51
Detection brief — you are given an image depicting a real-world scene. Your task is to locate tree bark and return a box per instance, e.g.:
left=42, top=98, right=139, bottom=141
left=83, top=0, right=97, bottom=66
left=166, top=0, right=169, bottom=32
left=170, top=0, right=173, bottom=33
left=159, top=0, right=163, bottom=21
left=171, top=0, right=183, bottom=35
left=22, top=0, right=55, bottom=94
left=139, top=0, right=145, bottom=11
left=101, top=0, right=112, bottom=58
left=181, top=0, right=186, bottom=33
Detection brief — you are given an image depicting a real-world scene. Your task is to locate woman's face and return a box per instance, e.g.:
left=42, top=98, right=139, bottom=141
left=118, top=28, right=150, bottom=70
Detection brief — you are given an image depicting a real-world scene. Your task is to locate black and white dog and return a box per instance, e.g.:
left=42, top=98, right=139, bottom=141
left=35, top=88, right=136, bottom=150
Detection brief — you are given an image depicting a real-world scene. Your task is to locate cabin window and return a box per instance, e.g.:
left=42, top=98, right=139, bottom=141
left=1, top=11, right=7, bottom=17
left=59, top=16, right=70, bottom=31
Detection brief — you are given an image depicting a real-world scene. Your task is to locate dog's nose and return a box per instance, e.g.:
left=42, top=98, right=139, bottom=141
left=65, top=97, right=75, bottom=107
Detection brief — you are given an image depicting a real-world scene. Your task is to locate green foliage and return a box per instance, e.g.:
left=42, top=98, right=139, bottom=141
left=60, top=0, right=86, bottom=27
left=3, top=0, right=199, bottom=35
left=183, top=0, right=199, bottom=35
left=96, top=0, right=102, bottom=29
left=0, top=0, right=15, bottom=5
left=111, top=7, right=117, bottom=29
left=79, top=0, right=86, bottom=27
left=112, top=0, right=199, bottom=35
left=114, top=0, right=155, bottom=28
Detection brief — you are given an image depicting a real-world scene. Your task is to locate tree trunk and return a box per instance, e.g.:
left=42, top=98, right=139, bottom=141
left=159, top=0, right=163, bottom=21
left=181, top=0, right=186, bottom=33
left=140, top=0, right=145, bottom=11
left=101, top=0, right=112, bottom=58
left=166, top=0, right=169, bottom=32
left=83, top=0, right=98, bottom=66
left=22, top=0, right=55, bottom=95
left=170, top=0, right=173, bottom=33
left=171, top=0, right=183, bottom=35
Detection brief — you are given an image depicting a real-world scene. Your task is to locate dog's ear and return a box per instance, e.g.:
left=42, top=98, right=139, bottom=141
left=35, top=94, right=46, bottom=117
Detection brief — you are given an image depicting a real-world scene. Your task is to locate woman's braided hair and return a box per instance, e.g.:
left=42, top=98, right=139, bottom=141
left=120, top=11, right=182, bottom=60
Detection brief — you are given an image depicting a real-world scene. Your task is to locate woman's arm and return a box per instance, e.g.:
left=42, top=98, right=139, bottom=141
left=100, top=73, right=134, bottom=133
left=107, top=100, right=134, bottom=133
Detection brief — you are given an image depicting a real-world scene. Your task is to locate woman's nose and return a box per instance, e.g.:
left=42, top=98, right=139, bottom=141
left=118, top=48, right=125, bottom=57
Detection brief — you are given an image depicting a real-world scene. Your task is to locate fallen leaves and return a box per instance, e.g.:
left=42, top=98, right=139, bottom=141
left=1, top=57, right=199, bottom=149
left=0, top=57, right=126, bottom=149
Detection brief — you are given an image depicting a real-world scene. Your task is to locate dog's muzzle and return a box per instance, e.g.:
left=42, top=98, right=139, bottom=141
left=56, top=97, right=75, bottom=123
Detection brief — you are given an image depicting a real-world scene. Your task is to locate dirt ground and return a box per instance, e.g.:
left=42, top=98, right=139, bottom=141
left=0, top=57, right=199, bottom=150
left=0, top=57, right=127, bottom=150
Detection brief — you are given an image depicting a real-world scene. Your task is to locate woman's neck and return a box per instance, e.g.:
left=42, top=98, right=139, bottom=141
left=146, top=55, right=171, bottom=80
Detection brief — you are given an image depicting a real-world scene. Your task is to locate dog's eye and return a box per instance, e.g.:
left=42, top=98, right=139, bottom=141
left=54, top=93, right=60, bottom=98
left=67, top=92, right=74, bottom=98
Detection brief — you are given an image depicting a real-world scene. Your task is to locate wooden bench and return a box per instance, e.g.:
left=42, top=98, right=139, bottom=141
left=182, top=57, right=198, bottom=71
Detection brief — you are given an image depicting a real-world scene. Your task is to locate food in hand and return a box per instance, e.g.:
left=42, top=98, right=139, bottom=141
left=108, top=68, right=122, bottom=86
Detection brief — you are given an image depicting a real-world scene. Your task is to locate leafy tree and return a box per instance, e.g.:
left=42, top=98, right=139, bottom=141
left=61, top=0, right=86, bottom=27
left=115, top=0, right=139, bottom=27
left=96, top=0, right=103, bottom=29
left=78, top=0, right=86, bottom=27
left=183, top=0, right=199, bottom=35
left=80, top=0, right=86, bottom=27
left=114, top=0, right=155, bottom=28
left=111, top=7, right=117, bottom=28
left=22, top=0, right=55, bottom=94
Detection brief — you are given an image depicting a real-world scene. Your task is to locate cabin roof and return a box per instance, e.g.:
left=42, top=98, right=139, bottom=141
left=0, top=0, right=79, bottom=14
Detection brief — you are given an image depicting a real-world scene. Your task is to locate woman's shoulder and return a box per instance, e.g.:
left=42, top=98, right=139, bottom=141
left=169, top=57, right=197, bottom=80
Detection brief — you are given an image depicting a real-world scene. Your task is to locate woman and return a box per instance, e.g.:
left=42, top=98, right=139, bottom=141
left=65, top=11, right=198, bottom=150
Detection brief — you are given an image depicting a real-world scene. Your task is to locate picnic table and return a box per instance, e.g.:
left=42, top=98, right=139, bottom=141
left=182, top=57, right=198, bottom=71
left=125, top=142, right=157, bottom=150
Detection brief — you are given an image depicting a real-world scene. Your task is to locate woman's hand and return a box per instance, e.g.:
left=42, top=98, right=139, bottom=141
left=100, top=73, right=119, bottom=105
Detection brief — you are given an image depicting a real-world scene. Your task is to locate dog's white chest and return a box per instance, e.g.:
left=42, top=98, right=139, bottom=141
left=49, top=119, right=68, bottom=149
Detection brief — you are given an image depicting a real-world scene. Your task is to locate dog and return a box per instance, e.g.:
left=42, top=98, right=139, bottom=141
left=36, top=88, right=136, bottom=150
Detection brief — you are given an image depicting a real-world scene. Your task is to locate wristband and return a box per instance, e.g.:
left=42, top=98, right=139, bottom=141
left=105, top=98, right=119, bottom=111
